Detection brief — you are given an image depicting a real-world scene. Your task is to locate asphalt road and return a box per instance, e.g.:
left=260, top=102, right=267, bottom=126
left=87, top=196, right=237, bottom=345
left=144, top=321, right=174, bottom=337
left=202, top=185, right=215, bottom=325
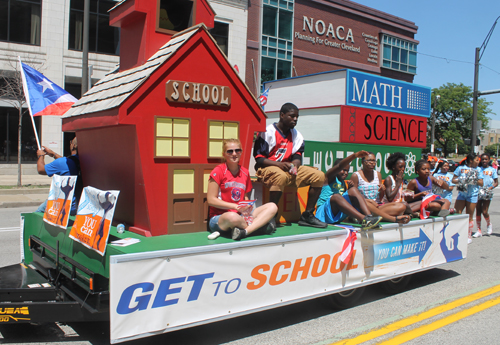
left=1, top=194, right=500, bottom=345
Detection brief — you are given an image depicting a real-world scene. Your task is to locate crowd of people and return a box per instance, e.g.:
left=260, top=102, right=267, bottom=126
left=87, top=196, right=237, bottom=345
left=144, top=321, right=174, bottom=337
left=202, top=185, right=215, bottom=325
left=206, top=103, right=498, bottom=242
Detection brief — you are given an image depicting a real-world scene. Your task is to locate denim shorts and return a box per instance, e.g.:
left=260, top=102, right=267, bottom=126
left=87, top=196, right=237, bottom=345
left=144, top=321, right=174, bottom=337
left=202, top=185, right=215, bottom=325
left=208, top=215, right=222, bottom=233
left=457, top=192, right=478, bottom=204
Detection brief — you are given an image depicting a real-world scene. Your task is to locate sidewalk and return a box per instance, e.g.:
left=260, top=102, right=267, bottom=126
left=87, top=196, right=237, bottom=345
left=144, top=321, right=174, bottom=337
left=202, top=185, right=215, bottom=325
left=0, top=175, right=51, bottom=208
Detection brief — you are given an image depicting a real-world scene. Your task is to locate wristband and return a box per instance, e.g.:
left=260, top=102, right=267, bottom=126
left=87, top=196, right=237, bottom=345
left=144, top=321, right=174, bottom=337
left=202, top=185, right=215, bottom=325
left=37, top=154, right=45, bottom=159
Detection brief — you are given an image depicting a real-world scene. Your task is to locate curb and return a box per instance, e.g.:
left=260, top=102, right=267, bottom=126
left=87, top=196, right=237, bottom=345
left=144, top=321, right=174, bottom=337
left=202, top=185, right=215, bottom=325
left=0, top=201, right=42, bottom=208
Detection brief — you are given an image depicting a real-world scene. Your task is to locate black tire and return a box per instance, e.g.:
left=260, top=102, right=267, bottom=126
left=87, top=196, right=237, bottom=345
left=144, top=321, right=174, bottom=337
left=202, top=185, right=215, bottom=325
left=379, top=275, right=412, bottom=294
left=327, top=287, right=366, bottom=309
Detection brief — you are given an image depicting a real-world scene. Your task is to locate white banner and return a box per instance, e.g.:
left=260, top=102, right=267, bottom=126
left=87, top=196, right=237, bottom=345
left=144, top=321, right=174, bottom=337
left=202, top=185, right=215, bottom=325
left=69, top=187, right=120, bottom=256
left=109, top=216, right=468, bottom=343
left=43, top=174, right=77, bottom=229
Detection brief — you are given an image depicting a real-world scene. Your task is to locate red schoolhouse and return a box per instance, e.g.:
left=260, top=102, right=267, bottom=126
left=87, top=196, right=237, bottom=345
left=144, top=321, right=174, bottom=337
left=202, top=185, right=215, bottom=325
left=62, top=0, right=267, bottom=237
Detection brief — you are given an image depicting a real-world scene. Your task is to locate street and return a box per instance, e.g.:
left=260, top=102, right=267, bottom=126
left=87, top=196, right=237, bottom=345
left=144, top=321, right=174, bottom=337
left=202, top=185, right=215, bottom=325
left=0, top=193, right=500, bottom=345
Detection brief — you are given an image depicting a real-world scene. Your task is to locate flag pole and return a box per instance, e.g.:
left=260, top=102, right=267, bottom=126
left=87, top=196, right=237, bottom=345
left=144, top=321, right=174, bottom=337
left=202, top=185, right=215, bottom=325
left=18, top=57, right=41, bottom=150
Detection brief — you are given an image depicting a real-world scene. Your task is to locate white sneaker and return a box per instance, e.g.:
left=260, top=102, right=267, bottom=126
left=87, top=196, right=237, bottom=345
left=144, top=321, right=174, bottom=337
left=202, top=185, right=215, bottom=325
left=487, top=224, right=493, bottom=235
left=473, top=231, right=482, bottom=238
left=468, top=237, right=473, bottom=244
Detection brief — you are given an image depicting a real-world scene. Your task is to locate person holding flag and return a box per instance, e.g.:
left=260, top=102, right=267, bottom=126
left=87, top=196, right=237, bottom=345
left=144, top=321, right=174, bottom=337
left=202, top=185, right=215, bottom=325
left=36, top=137, right=82, bottom=215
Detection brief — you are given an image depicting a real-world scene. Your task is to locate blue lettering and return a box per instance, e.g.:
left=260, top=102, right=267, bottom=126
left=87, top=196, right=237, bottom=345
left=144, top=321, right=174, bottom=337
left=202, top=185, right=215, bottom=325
left=152, top=277, right=186, bottom=309
left=186, top=273, right=215, bottom=301
left=213, top=280, right=227, bottom=296
left=224, top=278, right=241, bottom=294
left=116, top=282, right=154, bottom=315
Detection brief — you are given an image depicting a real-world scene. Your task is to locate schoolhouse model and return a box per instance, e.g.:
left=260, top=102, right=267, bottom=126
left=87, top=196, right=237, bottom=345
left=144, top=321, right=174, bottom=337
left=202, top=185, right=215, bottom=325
left=62, top=0, right=267, bottom=237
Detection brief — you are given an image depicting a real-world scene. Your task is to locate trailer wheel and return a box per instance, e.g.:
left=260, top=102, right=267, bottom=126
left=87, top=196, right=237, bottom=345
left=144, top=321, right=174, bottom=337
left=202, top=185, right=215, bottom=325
left=327, top=287, right=366, bottom=309
left=379, top=275, right=411, bottom=294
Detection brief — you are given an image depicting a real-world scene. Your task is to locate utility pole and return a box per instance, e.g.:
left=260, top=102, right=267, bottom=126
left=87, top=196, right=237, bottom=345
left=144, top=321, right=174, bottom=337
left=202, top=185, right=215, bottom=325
left=471, top=16, right=500, bottom=154
left=431, top=94, right=440, bottom=155
left=81, top=0, right=90, bottom=95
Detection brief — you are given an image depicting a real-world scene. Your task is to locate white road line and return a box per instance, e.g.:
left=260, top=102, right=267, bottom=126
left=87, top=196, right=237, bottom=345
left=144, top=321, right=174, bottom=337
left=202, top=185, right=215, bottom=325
left=0, top=227, right=20, bottom=232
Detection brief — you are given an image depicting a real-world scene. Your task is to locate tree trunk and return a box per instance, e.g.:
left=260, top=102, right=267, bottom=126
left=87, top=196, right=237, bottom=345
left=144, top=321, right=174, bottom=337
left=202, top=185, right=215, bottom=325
left=17, top=106, right=22, bottom=187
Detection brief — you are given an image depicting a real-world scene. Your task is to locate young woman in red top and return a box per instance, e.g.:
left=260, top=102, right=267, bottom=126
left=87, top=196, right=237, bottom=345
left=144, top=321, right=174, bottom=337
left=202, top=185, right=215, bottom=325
left=207, top=139, right=278, bottom=240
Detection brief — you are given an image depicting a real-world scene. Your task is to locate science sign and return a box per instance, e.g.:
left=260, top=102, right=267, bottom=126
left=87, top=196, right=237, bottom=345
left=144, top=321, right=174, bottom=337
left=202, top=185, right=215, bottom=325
left=339, top=106, right=427, bottom=148
left=345, top=70, right=431, bottom=118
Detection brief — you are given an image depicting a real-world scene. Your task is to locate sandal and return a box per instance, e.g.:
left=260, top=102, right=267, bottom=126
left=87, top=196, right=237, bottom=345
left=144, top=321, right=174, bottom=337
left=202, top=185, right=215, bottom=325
left=395, top=215, right=411, bottom=224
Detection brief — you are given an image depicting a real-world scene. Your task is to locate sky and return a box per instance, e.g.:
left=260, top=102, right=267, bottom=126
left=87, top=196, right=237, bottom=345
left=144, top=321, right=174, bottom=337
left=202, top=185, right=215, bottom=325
left=353, top=0, right=500, bottom=127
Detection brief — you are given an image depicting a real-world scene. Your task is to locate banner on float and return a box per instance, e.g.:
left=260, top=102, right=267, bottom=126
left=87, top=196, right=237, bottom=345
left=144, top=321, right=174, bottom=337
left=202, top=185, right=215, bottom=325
left=303, top=141, right=421, bottom=179
left=339, top=106, right=427, bottom=148
left=109, top=216, right=468, bottom=343
left=43, top=174, right=77, bottom=229
left=69, top=187, right=120, bottom=256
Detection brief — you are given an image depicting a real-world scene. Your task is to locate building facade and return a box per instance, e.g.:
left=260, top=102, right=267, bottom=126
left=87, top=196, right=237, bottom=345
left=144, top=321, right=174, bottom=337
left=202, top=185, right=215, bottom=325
left=245, top=0, right=419, bottom=96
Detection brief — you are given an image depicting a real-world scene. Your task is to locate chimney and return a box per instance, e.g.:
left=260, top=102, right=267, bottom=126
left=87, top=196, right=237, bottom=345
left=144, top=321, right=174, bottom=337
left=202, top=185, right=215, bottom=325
left=110, top=0, right=215, bottom=72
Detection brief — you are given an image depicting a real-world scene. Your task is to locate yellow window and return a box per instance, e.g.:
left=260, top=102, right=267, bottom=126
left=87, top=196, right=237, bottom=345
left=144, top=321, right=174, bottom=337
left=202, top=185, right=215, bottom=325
left=208, top=121, right=239, bottom=158
left=155, top=117, right=190, bottom=157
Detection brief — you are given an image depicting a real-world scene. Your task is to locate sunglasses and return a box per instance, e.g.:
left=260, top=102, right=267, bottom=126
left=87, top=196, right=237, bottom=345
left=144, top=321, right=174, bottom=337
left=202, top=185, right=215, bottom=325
left=226, top=149, right=242, bottom=154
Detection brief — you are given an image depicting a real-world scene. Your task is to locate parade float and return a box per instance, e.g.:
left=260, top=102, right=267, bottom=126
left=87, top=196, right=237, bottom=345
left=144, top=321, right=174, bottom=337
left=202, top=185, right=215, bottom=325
left=0, top=0, right=468, bottom=343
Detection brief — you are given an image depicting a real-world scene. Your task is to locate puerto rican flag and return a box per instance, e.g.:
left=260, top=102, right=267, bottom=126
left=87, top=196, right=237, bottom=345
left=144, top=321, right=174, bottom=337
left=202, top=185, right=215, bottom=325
left=20, top=62, right=77, bottom=116
left=420, top=193, right=441, bottom=219
left=259, top=87, right=270, bottom=107
left=339, top=229, right=357, bottom=265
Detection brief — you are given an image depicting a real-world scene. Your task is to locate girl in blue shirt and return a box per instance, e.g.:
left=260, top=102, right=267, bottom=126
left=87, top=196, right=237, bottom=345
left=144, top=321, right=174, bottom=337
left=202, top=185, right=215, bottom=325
left=475, top=153, right=498, bottom=237
left=452, top=154, right=484, bottom=243
left=432, top=160, right=456, bottom=211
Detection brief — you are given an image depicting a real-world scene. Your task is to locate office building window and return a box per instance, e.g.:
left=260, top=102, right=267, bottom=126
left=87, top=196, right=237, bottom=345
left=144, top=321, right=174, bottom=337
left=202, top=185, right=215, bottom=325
left=382, top=35, right=417, bottom=74
left=0, top=0, right=41, bottom=45
left=260, top=0, right=293, bottom=84
left=69, top=0, right=120, bottom=55
left=209, top=22, right=229, bottom=56
left=158, top=0, right=193, bottom=33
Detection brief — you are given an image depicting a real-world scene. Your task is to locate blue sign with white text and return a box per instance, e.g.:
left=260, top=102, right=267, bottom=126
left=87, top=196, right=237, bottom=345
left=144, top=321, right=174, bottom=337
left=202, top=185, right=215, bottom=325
left=373, top=229, right=432, bottom=265
left=346, top=70, right=431, bottom=118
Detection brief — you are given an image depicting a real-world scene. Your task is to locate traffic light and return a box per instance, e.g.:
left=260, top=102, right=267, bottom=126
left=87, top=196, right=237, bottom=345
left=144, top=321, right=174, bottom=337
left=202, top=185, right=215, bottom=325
left=464, top=139, right=471, bottom=145
left=477, top=138, right=481, bottom=145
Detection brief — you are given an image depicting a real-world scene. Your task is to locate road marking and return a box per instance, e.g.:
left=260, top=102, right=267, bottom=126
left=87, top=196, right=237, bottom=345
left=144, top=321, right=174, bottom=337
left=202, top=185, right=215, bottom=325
left=378, top=295, right=500, bottom=344
left=330, top=283, right=500, bottom=345
left=0, top=227, right=20, bottom=232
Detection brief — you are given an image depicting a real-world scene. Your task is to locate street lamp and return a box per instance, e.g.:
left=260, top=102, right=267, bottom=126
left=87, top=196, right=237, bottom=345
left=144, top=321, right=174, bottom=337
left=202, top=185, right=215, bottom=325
left=431, top=94, right=440, bottom=155
left=471, top=16, right=500, bottom=154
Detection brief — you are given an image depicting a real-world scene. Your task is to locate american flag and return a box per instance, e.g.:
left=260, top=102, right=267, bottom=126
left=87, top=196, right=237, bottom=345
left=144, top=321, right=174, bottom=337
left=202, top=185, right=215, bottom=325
left=259, top=87, right=270, bottom=107
left=339, top=229, right=357, bottom=265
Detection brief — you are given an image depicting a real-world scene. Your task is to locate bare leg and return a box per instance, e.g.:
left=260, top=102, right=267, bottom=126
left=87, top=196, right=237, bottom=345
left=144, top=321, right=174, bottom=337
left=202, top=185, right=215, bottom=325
left=347, top=188, right=371, bottom=215
left=305, top=186, right=322, bottom=213
left=379, top=202, right=406, bottom=216
left=454, top=199, right=466, bottom=214
left=330, top=193, right=365, bottom=222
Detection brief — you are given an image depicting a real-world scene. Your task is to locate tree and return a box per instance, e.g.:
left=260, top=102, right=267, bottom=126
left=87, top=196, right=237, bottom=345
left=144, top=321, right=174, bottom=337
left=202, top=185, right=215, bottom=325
left=0, top=57, right=42, bottom=187
left=484, top=144, right=499, bottom=157
left=429, top=83, right=493, bottom=157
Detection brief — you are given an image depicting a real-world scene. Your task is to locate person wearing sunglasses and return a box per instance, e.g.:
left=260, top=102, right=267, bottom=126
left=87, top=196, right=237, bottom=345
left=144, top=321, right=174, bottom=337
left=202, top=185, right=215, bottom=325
left=253, top=102, right=327, bottom=228
left=207, top=139, right=278, bottom=240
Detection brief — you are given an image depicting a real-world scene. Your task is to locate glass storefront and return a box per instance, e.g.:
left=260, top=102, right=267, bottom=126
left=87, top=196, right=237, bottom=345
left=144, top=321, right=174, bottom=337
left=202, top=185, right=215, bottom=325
left=0, top=107, right=41, bottom=163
